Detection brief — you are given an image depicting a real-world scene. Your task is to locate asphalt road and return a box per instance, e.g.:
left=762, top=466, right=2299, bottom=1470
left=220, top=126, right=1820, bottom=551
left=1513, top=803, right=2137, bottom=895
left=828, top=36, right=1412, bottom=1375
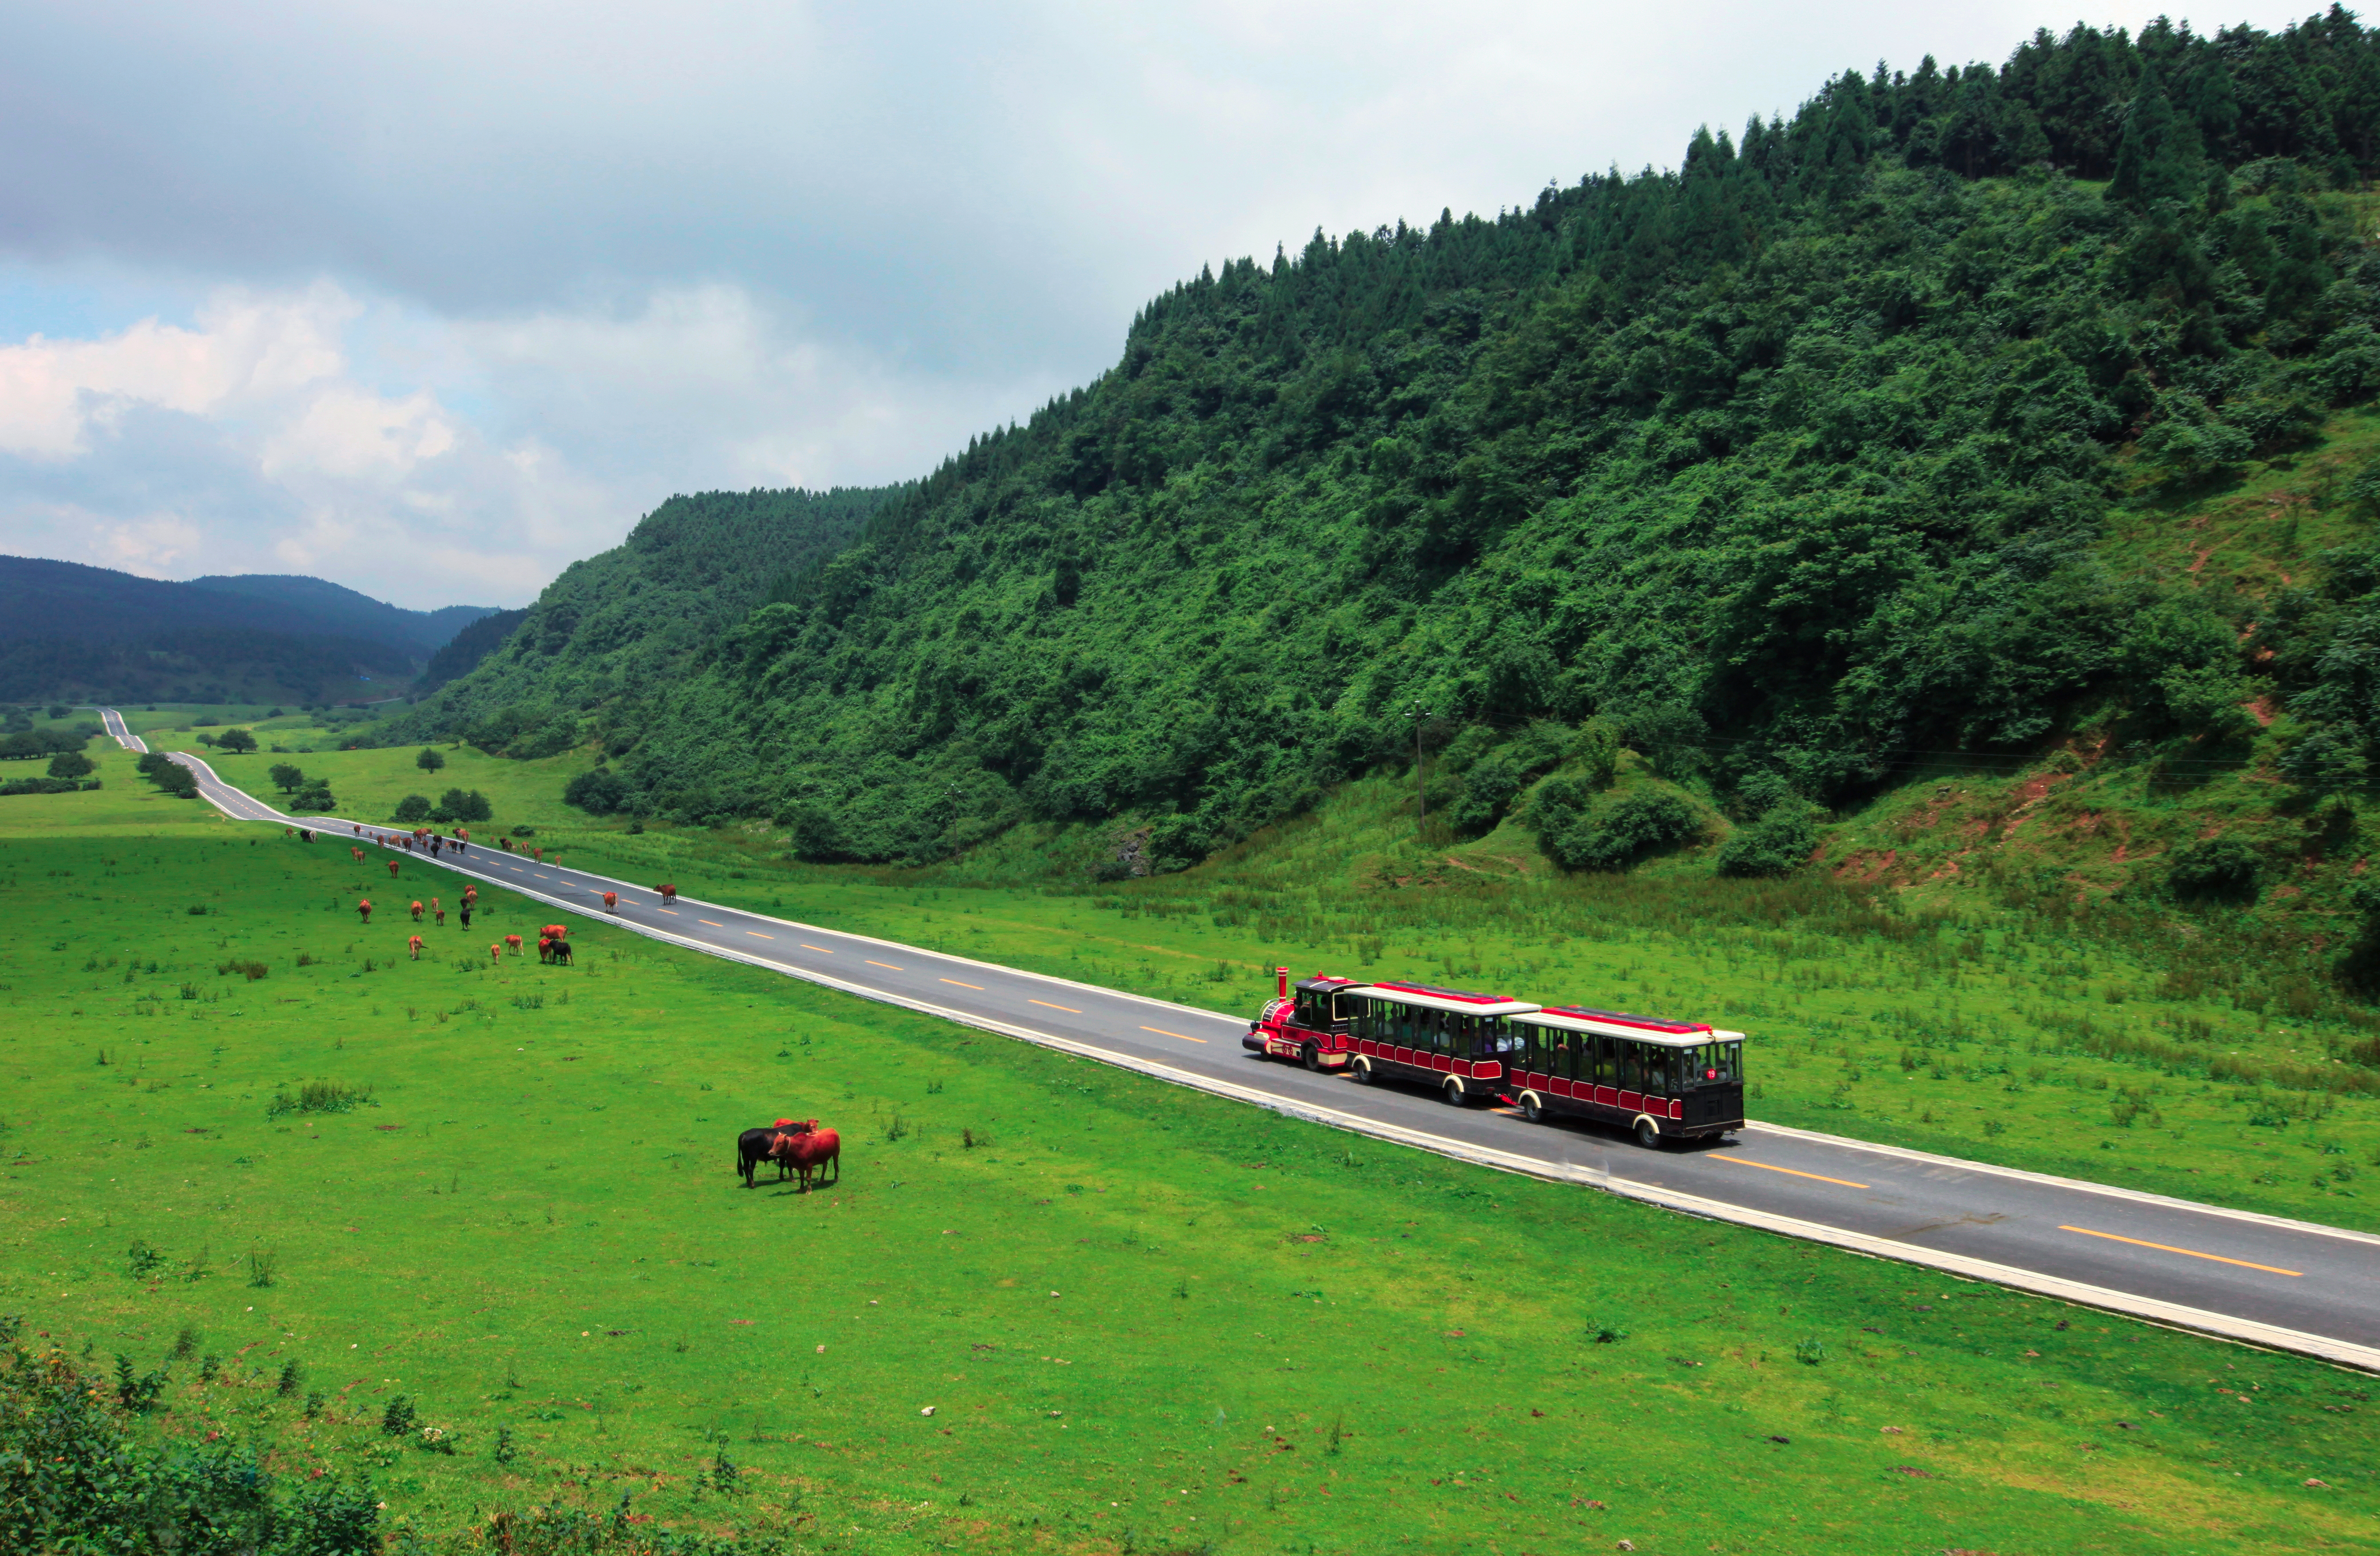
left=110, top=714, right=2380, bottom=1371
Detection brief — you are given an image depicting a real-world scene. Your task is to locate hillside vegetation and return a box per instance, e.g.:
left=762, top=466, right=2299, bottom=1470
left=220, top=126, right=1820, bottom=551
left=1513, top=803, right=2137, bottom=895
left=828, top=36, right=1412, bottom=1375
left=380, top=485, right=899, bottom=759
left=408, top=14, right=2380, bottom=901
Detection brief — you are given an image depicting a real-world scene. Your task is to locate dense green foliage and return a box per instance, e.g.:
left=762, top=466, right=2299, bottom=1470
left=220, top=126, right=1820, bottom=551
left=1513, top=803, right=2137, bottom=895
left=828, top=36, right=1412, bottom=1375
left=0, top=1341, right=380, bottom=1554
left=381, top=487, right=898, bottom=758
left=416, top=606, right=529, bottom=692
left=419, top=13, right=2380, bottom=871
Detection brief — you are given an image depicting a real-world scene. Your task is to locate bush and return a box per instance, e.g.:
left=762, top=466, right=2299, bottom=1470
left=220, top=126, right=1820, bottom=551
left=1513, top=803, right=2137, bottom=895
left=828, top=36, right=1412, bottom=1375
left=293, top=784, right=335, bottom=813
left=438, top=788, right=493, bottom=822
left=2169, top=836, right=2261, bottom=901
left=392, top=794, right=431, bottom=824
left=1538, top=786, right=1703, bottom=871
left=416, top=748, right=446, bottom=772
left=1716, top=804, right=1820, bottom=877
left=47, top=751, right=94, bottom=780
left=563, top=767, right=631, bottom=815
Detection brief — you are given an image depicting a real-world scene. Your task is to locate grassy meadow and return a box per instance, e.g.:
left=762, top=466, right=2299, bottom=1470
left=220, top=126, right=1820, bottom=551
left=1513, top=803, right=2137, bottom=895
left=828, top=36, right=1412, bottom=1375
left=388, top=770, right=2380, bottom=1239
left=1, top=818, right=2375, bottom=1554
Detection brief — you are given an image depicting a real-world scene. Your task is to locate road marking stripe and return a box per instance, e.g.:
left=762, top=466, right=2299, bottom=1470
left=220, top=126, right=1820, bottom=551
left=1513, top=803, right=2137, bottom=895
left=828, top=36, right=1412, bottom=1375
left=746, top=931, right=774, bottom=940
left=699, top=919, right=725, bottom=927
left=1030, top=999, right=1082, bottom=1013
left=941, top=977, right=985, bottom=989
left=1142, top=1025, right=1207, bottom=1044
left=1712, top=1156, right=1869, bottom=1190
left=863, top=959, right=905, bottom=971
left=801, top=944, right=833, bottom=953
left=2058, top=1226, right=2302, bottom=1277
left=656, top=908, right=676, bottom=914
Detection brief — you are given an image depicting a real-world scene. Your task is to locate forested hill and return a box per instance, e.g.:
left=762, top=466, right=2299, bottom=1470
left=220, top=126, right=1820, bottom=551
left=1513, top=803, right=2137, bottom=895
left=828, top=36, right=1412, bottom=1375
left=417, top=13, right=2380, bottom=868
left=378, top=485, right=900, bottom=758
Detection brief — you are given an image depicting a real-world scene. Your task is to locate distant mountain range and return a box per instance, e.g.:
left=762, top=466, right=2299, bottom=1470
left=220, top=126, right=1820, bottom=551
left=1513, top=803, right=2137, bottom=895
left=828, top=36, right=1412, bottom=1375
left=0, top=555, right=504, bottom=703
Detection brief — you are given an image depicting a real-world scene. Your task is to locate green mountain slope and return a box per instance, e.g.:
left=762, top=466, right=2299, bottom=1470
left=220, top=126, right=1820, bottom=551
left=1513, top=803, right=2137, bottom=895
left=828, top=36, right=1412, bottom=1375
left=185, top=574, right=495, bottom=649
left=381, top=485, right=900, bottom=758
left=423, top=16, right=2380, bottom=882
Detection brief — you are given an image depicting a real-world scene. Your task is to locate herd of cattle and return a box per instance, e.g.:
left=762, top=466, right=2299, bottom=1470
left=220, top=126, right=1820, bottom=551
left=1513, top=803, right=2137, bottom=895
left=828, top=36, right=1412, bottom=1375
left=303, top=829, right=838, bottom=1196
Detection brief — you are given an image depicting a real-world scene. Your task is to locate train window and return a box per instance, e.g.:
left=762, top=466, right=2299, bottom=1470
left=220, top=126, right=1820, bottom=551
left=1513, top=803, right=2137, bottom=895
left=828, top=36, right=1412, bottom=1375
left=1615, top=1041, right=1641, bottom=1092
left=1585, top=1034, right=1607, bottom=1087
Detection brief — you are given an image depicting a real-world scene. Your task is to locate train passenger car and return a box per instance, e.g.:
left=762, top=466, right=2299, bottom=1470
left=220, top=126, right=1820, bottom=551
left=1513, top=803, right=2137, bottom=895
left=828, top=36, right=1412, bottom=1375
left=1502, top=1006, right=1745, bottom=1147
left=1339, top=981, right=1543, bottom=1107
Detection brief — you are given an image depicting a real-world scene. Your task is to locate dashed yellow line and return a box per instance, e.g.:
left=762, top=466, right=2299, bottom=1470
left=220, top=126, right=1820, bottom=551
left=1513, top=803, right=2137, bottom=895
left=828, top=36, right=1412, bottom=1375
left=746, top=931, right=774, bottom=940
left=1030, top=999, right=1082, bottom=1014
left=801, top=944, right=833, bottom=953
left=940, top=977, right=984, bottom=990
left=1141, top=1025, right=1206, bottom=1044
left=699, top=919, right=725, bottom=927
left=866, top=959, right=902, bottom=970
left=2059, top=1225, right=2302, bottom=1277
left=1710, top=1155, right=1869, bottom=1190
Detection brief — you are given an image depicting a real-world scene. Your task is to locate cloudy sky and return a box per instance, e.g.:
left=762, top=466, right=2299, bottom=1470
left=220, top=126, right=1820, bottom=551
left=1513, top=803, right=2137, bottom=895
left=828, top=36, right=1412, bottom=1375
left=0, top=1, right=2319, bottom=609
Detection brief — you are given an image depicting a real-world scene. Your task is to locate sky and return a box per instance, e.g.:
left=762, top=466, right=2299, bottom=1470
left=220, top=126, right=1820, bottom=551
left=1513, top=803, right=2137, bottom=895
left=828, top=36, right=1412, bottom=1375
left=0, top=1, right=2327, bottom=610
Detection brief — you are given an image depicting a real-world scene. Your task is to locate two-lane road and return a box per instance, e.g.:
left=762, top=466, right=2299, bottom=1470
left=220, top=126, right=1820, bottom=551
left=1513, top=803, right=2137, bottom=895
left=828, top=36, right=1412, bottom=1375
left=118, top=720, right=2380, bottom=1372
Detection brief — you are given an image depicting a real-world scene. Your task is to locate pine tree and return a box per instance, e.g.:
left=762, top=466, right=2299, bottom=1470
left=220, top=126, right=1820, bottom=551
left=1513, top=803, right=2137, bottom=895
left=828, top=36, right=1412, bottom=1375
left=2107, top=60, right=2204, bottom=207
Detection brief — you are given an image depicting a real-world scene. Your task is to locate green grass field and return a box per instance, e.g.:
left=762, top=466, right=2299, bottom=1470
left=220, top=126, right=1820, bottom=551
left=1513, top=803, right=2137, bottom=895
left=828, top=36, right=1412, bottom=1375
left=3, top=822, right=2376, bottom=1552
left=381, top=771, right=2380, bottom=1239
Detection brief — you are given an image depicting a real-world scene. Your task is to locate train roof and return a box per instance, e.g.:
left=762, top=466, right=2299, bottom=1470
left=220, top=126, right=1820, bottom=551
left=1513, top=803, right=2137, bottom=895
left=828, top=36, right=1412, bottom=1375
left=1353, top=981, right=1539, bottom=1018
left=1517, top=1005, right=1747, bottom=1047
left=1292, top=975, right=1360, bottom=994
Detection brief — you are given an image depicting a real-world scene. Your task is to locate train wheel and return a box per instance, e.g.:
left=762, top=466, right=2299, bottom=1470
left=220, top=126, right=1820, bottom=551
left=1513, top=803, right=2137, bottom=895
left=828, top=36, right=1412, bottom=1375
left=1354, top=1060, right=1376, bottom=1086
left=1301, top=1042, right=1320, bottom=1072
left=1520, top=1093, right=1544, bottom=1124
left=1633, top=1117, right=1662, bottom=1149
left=1442, top=1079, right=1467, bottom=1107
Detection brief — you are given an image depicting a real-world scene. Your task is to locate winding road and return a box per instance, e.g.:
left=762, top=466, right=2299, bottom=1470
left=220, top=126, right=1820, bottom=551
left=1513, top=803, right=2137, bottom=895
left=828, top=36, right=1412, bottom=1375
left=102, top=710, right=2380, bottom=1372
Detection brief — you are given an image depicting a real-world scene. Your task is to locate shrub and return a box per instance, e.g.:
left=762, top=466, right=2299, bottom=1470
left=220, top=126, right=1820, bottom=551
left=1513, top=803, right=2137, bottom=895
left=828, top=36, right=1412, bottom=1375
left=294, top=783, right=335, bottom=812
left=1715, top=804, right=1820, bottom=877
left=381, top=1395, right=417, bottom=1436
left=46, top=751, right=94, bottom=780
left=1538, top=787, right=1703, bottom=872
left=438, top=788, right=493, bottom=823
left=416, top=748, right=446, bottom=772
left=564, top=767, right=631, bottom=815
left=393, top=794, right=431, bottom=824
left=2169, top=836, right=2260, bottom=901
left=215, top=728, right=258, bottom=754
left=267, top=762, right=304, bottom=793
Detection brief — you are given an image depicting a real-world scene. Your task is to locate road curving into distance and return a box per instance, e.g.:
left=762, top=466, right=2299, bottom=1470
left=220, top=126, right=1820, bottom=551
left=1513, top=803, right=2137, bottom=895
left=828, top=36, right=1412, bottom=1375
left=111, top=714, right=2380, bottom=1373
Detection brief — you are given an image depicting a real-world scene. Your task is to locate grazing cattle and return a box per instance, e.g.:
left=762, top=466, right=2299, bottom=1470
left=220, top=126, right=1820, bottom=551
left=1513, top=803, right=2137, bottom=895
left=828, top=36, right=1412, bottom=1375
left=549, top=938, right=574, bottom=966
left=542, top=924, right=567, bottom=942
left=505, top=933, right=524, bottom=956
left=768, top=1121, right=841, bottom=1192
left=408, top=934, right=424, bottom=961
left=387, top=860, right=400, bottom=878
left=357, top=899, right=373, bottom=923
left=534, top=847, right=544, bottom=862
left=410, top=900, right=424, bottom=921
left=489, top=942, right=502, bottom=964
left=602, top=891, right=618, bottom=912
left=433, top=901, right=445, bottom=926
left=657, top=883, right=677, bottom=905
left=350, top=847, right=364, bottom=863
left=463, top=886, right=478, bottom=909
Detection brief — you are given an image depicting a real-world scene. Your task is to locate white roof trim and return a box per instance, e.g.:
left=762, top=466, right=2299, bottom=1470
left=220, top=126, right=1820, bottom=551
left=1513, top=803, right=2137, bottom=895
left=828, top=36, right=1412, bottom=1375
left=1514, top=1010, right=1740, bottom=1047
left=1350, top=988, right=1539, bottom=1019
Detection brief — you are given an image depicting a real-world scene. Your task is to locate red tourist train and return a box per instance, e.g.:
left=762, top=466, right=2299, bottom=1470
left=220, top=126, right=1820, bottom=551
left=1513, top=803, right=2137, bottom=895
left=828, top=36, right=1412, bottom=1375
left=1243, top=968, right=1745, bottom=1147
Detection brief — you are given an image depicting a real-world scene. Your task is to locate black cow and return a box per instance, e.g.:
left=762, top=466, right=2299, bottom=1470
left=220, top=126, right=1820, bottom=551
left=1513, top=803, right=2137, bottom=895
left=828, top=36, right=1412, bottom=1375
left=738, top=1124, right=801, bottom=1187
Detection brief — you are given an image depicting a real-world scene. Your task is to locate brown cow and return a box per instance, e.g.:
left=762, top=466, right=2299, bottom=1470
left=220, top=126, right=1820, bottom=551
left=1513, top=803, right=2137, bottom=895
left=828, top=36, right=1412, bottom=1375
left=432, top=899, right=445, bottom=927
left=463, top=885, right=478, bottom=908
left=410, top=900, right=424, bottom=921
left=536, top=935, right=553, bottom=964
left=357, top=899, right=373, bottom=923
left=769, top=1121, right=841, bottom=1192
left=602, top=891, right=618, bottom=912
left=504, top=933, right=524, bottom=956
left=350, top=847, right=364, bottom=863
left=387, top=859, right=400, bottom=878
left=541, top=924, right=568, bottom=942
left=488, top=942, right=502, bottom=964
left=657, top=883, right=677, bottom=905
left=408, top=934, right=424, bottom=961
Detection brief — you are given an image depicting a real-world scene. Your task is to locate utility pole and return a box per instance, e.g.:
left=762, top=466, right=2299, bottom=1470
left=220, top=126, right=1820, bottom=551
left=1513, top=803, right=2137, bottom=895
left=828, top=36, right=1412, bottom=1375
left=1404, top=701, right=1432, bottom=827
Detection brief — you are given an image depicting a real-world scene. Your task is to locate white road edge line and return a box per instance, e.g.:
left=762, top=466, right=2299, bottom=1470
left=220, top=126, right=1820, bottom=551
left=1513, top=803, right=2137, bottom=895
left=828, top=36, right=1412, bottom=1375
left=156, top=742, right=2380, bottom=1373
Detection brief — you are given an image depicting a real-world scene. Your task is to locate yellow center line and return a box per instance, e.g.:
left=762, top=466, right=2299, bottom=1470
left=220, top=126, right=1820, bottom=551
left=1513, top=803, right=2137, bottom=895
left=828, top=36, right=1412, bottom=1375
left=1710, top=1155, right=1869, bottom=1189
left=940, top=977, right=985, bottom=990
left=699, top=919, right=725, bottom=927
left=1141, top=1025, right=1206, bottom=1044
left=866, top=959, right=903, bottom=970
left=801, top=944, right=833, bottom=953
left=1030, top=999, right=1082, bottom=1013
left=656, top=908, right=676, bottom=914
left=2059, top=1226, right=2302, bottom=1277
left=746, top=931, right=774, bottom=940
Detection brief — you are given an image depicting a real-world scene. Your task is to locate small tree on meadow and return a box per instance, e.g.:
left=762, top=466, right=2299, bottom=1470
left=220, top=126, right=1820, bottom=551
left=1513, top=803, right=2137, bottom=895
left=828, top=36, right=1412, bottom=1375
left=393, top=794, right=431, bottom=824
left=268, top=763, right=303, bottom=794
left=48, top=751, right=95, bottom=780
left=416, top=748, right=446, bottom=773
left=216, top=728, right=258, bottom=755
